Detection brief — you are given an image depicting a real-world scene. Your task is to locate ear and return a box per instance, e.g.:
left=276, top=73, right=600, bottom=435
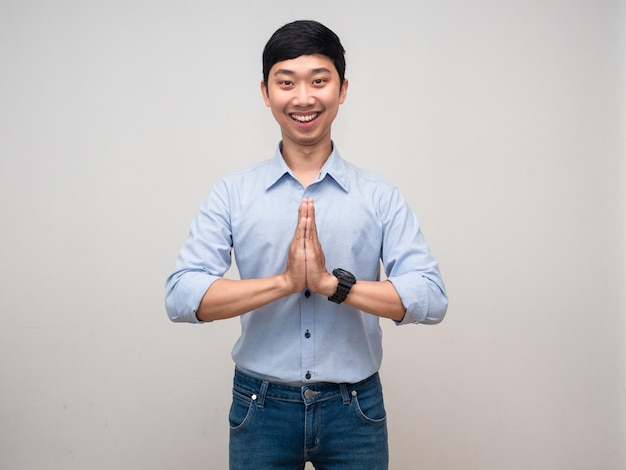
left=260, top=80, right=271, bottom=107
left=339, top=78, right=349, bottom=104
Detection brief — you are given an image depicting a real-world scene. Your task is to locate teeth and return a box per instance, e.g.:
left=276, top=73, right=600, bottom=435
left=291, top=113, right=318, bottom=122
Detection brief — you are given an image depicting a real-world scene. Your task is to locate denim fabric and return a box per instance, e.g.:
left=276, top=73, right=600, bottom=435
left=229, top=368, right=388, bottom=469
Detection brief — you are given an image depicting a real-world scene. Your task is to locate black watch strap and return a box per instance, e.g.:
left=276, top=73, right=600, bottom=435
left=328, top=268, right=356, bottom=304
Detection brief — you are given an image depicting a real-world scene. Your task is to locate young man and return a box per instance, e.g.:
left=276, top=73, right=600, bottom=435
left=165, top=20, right=448, bottom=470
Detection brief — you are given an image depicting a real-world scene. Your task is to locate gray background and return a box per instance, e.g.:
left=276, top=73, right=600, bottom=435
left=1, top=0, right=624, bottom=468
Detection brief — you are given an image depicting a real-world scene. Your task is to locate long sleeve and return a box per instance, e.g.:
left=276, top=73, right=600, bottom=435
left=380, top=187, right=448, bottom=325
left=165, top=181, right=233, bottom=323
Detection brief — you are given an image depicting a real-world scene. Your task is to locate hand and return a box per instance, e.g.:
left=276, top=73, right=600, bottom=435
left=301, top=199, right=338, bottom=297
left=281, top=200, right=308, bottom=293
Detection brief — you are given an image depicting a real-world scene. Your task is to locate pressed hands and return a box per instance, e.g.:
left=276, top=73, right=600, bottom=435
left=282, top=198, right=338, bottom=298
left=196, top=199, right=406, bottom=322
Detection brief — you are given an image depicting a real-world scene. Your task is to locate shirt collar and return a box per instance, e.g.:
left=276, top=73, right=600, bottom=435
left=264, top=142, right=350, bottom=192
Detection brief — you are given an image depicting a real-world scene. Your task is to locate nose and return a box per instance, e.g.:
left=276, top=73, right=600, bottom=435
left=292, top=84, right=315, bottom=107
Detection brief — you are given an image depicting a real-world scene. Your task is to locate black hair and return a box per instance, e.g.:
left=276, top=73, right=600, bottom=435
left=262, top=20, right=346, bottom=88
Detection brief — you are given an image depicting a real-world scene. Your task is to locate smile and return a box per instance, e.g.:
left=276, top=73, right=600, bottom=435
left=290, top=113, right=319, bottom=122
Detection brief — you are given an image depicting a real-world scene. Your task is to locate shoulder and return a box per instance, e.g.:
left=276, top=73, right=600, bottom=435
left=333, top=156, right=411, bottom=218
left=210, top=158, right=276, bottom=197
left=343, top=159, right=389, bottom=184
left=200, top=158, right=274, bottom=210
left=337, top=157, right=398, bottom=197
left=222, top=158, right=273, bottom=184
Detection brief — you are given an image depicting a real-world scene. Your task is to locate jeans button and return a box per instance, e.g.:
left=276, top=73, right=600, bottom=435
left=304, top=389, right=320, bottom=400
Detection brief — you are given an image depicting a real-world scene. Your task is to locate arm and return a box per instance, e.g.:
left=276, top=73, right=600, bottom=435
left=303, top=195, right=447, bottom=325
left=302, top=199, right=407, bottom=321
left=195, top=276, right=292, bottom=321
left=166, top=197, right=309, bottom=322
left=344, top=280, right=406, bottom=322
left=380, top=188, right=448, bottom=325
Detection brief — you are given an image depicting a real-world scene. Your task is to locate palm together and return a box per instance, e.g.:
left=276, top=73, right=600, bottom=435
left=285, top=198, right=335, bottom=296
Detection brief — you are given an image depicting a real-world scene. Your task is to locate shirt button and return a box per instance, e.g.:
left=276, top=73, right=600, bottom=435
left=305, top=371, right=311, bottom=380
left=304, top=330, right=311, bottom=339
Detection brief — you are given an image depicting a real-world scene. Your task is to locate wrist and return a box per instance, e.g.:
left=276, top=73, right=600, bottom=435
left=278, top=273, right=305, bottom=296
left=323, top=272, right=339, bottom=297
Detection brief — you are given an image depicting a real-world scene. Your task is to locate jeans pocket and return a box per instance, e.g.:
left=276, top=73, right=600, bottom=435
left=352, top=390, right=387, bottom=425
left=229, top=389, right=255, bottom=431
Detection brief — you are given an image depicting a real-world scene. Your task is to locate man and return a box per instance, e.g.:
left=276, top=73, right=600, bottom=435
left=165, top=20, right=448, bottom=470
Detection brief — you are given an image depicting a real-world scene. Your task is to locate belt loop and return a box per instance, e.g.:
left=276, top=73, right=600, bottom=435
left=339, top=383, right=350, bottom=405
left=256, top=380, right=269, bottom=408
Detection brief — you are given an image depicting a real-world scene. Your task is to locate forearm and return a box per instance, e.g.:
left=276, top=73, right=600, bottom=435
left=302, top=199, right=406, bottom=322
left=344, top=280, right=406, bottom=322
left=196, top=275, right=294, bottom=322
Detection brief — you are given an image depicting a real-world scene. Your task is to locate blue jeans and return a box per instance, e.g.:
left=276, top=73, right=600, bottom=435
left=229, top=368, right=389, bottom=470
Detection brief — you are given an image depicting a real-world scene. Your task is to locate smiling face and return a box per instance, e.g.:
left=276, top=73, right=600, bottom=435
left=261, top=54, right=348, bottom=155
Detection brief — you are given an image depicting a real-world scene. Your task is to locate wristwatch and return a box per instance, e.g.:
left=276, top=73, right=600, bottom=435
left=328, top=268, right=356, bottom=304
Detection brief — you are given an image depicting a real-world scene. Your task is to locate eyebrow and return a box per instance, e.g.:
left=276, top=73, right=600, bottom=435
left=273, top=67, right=333, bottom=76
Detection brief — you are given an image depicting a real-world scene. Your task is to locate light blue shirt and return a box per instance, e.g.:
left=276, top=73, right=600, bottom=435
left=165, top=144, right=447, bottom=384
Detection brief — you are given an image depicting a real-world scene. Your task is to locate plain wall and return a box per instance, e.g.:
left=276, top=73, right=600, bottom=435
left=1, top=0, right=624, bottom=469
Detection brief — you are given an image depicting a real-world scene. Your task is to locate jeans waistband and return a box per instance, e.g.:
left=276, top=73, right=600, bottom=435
left=233, top=368, right=380, bottom=406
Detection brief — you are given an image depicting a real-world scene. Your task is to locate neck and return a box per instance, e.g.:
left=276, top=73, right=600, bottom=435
left=281, top=139, right=333, bottom=187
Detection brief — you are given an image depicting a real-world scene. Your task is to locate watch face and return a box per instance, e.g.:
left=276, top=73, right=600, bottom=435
left=333, top=268, right=356, bottom=283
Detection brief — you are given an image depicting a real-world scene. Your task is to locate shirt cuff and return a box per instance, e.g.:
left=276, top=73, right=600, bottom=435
left=165, top=272, right=219, bottom=323
left=387, top=274, right=429, bottom=325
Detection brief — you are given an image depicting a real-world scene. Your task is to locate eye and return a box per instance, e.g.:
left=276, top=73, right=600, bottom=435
left=312, top=78, right=325, bottom=86
left=280, top=80, right=294, bottom=87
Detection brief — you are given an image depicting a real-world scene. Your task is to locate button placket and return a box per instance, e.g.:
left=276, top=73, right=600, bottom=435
left=301, top=284, right=315, bottom=383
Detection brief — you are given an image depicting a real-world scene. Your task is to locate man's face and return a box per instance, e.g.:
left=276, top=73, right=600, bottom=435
left=261, top=54, right=348, bottom=151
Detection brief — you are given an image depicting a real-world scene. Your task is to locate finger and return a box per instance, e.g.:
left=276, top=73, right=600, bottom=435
left=301, top=198, right=312, bottom=221
left=294, top=201, right=307, bottom=241
left=299, top=199, right=310, bottom=241
left=305, top=215, right=313, bottom=244
left=307, top=199, right=317, bottom=241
